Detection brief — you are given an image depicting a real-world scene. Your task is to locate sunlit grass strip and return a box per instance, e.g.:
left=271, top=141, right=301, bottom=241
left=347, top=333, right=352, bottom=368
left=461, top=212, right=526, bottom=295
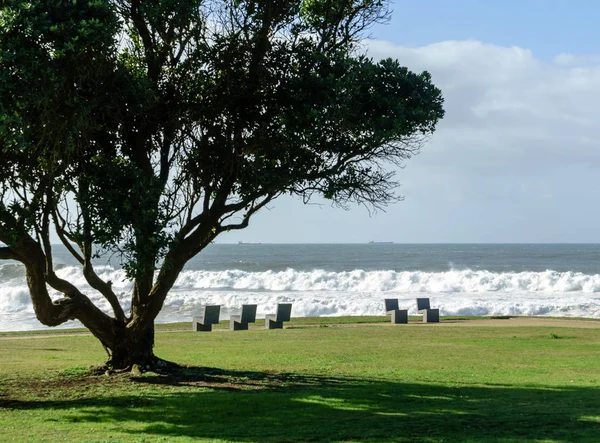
left=4, top=314, right=593, bottom=337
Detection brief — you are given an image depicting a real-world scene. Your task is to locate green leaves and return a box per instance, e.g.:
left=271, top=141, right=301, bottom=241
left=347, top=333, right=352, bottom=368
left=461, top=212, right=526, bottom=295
left=1, top=0, right=443, bottom=280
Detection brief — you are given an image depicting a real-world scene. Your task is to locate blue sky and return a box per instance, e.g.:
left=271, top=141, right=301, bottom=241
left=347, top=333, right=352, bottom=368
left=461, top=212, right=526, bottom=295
left=223, top=0, right=600, bottom=244
left=373, top=0, right=597, bottom=60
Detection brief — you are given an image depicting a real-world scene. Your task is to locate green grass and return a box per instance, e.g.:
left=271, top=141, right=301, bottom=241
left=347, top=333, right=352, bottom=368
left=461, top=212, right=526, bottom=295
left=1, top=317, right=600, bottom=442
left=0, top=315, right=496, bottom=337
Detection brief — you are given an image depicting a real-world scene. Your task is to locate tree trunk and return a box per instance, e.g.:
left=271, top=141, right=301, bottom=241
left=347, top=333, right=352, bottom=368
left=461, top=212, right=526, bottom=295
left=100, top=323, right=157, bottom=370
left=16, top=234, right=181, bottom=372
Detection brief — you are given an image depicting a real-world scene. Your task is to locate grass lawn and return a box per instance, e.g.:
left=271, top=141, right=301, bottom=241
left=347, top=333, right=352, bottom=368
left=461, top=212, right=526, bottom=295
left=1, top=317, right=600, bottom=442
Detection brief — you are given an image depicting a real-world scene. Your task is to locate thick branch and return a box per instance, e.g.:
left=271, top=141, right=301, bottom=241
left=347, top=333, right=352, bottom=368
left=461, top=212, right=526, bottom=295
left=0, top=247, right=18, bottom=260
left=12, top=235, right=115, bottom=336
left=128, top=249, right=187, bottom=329
left=76, top=196, right=126, bottom=322
left=27, top=259, right=117, bottom=345
left=127, top=194, right=278, bottom=328
left=130, top=0, right=159, bottom=81
left=82, top=251, right=126, bottom=323
left=219, top=194, right=275, bottom=232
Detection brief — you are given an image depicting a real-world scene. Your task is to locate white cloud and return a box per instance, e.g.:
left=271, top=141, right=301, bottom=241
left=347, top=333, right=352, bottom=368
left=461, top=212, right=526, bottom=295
left=230, top=40, right=600, bottom=243
left=361, top=39, right=600, bottom=241
left=366, top=39, right=600, bottom=170
left=553, top=53, right=600, bottom=66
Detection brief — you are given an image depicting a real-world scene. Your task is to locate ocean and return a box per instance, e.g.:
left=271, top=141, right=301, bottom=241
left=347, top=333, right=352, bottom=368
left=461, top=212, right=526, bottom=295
left=1, top=243, right=600, bottom=331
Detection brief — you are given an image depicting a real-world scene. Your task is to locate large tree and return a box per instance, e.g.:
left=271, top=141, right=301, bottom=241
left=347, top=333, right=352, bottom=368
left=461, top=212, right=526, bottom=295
left=0, top=0, right=444, bottom=370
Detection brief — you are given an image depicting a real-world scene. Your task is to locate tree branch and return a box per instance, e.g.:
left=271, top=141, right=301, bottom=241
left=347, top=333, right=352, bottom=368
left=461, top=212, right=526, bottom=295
left=22, top=238, right=116, bottom=339
left=130, top=0, right=159, bottom=81
left=82, top=246, right=126, bottom=323
left=219, top=194, right=275, bottom=232
left=0, top=247, right=18, bottom=260
left=52, top=208, right=85, bottom=265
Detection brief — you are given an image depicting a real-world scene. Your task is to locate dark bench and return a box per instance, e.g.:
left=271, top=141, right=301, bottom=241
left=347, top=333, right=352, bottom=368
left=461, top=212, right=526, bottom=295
left=416, top=298, right=439, bottom=323
left=230, top=304, right=258, bottom=331
left=265, top=303, right=292, bottom=329
left=384, top=298, right=408, bottom=324
left=192, top=305, right=221, bottom=331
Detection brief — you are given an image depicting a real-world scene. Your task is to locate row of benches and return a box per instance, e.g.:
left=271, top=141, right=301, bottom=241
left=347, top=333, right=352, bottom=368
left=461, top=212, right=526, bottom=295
left=192, top=303, right=293, bottom=331
left=385, top=298, right=440, bottom=323
left=192, top=298, right=440, bottom=331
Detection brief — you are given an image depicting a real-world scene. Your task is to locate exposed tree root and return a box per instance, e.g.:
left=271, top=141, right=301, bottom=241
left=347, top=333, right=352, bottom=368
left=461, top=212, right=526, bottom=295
left=88, top=356, right=181, bottom=377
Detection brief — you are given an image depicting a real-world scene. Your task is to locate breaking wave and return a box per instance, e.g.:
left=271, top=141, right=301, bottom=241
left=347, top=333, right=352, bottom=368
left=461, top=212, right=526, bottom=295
left=2, top=264, right=600, bottom=331
left=171, top=268, right=600, bottom=293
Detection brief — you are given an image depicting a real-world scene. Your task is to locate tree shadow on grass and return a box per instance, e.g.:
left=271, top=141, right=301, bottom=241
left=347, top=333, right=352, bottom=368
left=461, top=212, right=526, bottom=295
left=3, top=367, right=600, bottom=442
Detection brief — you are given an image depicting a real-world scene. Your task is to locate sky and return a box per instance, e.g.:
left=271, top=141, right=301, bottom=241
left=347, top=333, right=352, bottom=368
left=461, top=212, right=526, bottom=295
left=227, top=0, right=600, bottom=244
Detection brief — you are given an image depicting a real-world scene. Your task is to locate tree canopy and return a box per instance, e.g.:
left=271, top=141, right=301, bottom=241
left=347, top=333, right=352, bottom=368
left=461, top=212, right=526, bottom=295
left=0, top=0, right=444, bottom=370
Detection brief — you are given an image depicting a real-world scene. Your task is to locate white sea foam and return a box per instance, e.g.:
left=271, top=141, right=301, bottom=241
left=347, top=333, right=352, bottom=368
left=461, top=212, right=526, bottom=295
left=2, top=264, right=600, bottom=331
left=173, top=268, right=600, bottom=293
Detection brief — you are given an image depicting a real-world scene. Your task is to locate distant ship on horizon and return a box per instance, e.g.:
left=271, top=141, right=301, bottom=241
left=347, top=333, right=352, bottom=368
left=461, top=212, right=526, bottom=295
left=368, top=241, right=394, bottom=244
